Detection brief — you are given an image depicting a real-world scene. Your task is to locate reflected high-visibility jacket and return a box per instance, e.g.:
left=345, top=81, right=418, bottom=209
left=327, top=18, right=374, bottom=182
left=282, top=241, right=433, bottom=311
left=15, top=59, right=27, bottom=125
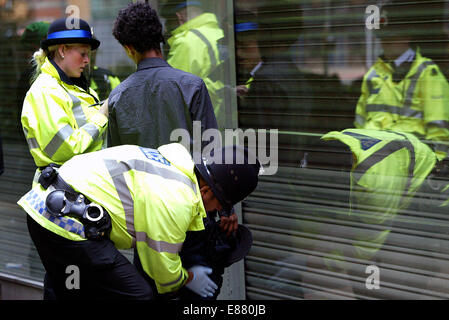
left=354, top=50, right=449, bottom=161
left=21, top=57, right=108, bottom=171
left=322, top=129, right=436, bottom=260
left=90, top=66, right=121, bottom=101
left=17, top=143, right=207, bottom=294
left=167, top=13, right=225, bottom=126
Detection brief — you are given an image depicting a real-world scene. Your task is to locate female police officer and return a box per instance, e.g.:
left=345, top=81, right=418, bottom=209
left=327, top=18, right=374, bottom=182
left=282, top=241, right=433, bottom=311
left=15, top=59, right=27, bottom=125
left=21, top=17, right=109, bottom=186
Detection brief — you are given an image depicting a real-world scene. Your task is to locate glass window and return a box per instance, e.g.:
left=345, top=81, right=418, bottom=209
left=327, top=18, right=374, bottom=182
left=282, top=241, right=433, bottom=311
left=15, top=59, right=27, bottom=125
left=236, top=0, right=449, bottom=299
left=1, top=0, right=449, bottom=300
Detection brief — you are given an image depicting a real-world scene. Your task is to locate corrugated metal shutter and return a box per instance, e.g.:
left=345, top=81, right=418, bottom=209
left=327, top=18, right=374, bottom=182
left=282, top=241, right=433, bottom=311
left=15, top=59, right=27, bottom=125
left=0, top=12, right=49, bottom=280
left=236, top=0, right=449, bottom=299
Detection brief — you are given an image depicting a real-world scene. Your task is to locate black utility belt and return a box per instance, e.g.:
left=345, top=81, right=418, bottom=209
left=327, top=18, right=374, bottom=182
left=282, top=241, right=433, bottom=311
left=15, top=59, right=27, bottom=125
left=38, top=165, right=112, bottom=240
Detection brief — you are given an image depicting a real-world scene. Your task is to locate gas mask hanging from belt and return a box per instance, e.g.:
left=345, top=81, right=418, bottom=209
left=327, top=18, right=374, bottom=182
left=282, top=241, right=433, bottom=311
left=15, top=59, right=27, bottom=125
left=38, top=165, right=112, bottom=240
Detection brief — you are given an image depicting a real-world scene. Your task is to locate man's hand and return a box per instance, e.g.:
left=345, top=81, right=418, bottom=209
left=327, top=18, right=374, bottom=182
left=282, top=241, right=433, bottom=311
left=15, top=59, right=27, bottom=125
left=219, top=212, right=238, bottom=237
left=236, top=84, right=249, bottom=97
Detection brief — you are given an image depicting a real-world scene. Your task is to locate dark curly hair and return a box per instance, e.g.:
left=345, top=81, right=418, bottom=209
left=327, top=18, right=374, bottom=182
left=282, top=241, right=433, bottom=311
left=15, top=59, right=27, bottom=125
left=112, top=1, right=165, bottom=53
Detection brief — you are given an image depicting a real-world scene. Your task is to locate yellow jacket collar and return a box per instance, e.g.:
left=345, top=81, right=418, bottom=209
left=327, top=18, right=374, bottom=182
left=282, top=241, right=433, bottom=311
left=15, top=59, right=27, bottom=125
left=41, top=56, right=91, bottom=91
left=40, top=57, right=62, bottom=81
left=378, top=47, right=424, bottom=73
left=41, top=57, right=75, bottom=85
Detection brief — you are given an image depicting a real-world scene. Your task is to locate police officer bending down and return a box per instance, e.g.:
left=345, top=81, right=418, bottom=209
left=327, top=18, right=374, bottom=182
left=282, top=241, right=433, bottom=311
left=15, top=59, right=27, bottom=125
left=18, top=143, right=260, bottom=299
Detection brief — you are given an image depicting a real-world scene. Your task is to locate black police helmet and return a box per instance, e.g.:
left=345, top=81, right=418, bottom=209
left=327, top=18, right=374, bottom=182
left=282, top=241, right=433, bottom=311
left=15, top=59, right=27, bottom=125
left=195, top=145, right=260, bottom=214
left=41, top=17, right=100, bottom=50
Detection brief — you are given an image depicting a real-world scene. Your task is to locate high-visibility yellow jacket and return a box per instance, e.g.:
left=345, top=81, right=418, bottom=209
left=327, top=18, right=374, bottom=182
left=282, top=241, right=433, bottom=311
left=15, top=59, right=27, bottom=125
left=17, top=143, right=207, bottom=294
left=21, top=57, right=108, bottom=172
left=322, top=129, right=436, bottom=261
left=354, top=50, right=449, bottom=161
left=167, top=13, right=225, bottom=127
left=90, top=65, right=121, bottom=101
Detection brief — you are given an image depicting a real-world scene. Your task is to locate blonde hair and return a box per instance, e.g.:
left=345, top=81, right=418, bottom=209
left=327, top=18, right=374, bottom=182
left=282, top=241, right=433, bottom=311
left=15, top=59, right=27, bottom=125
left=30, top=45, right=58, bottom=84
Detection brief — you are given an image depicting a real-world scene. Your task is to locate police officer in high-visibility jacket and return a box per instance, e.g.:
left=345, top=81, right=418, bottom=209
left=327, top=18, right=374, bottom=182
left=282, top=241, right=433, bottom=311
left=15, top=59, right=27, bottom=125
left=18, top=143, right=260, bottom=299
left=89, top=65, right=121, bottom=101
left=354, top=2, right=449, bottom=162
left=21, top=18, right=108, bottom=185
left=162, top=1, right=226, bottom=128
left=88, top=49, right=121, bottom=101
left=321, top=128, right=436, bottom=268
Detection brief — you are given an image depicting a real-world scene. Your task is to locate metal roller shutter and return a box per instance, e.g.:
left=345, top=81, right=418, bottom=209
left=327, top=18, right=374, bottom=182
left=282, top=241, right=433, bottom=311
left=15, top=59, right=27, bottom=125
left=236, top=0, right=449, bottom=299
left=0, top=12, right=43, bottom=281
left=244, top=167, right=449, bottom=299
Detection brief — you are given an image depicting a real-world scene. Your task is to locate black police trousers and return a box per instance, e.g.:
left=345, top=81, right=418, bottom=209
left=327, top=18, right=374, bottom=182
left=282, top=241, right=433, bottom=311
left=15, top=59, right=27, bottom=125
left=27, top=215, right=153, bottom=300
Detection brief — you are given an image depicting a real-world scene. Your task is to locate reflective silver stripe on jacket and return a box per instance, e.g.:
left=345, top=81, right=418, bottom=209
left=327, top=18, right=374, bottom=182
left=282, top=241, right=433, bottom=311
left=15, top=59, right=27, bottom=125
left=67, top=91, right=87, bottom=128
left=365, top=61, right=436, bottom=119
left=135, top=231, right=183, bottom=254
left=104, top=157, right=196, bottom=247
left=81, top=123, right=100, bottom=141
left=355, top=114, right=365, bottom=127
left=44, top=124, right=74, bottom=157
left=42, top=108, right=100, bottom=159
left=23, top=127, right=39, bottom=150
left=27, top=137, right=39, bottom=150
left=104, top=159, right=136, bottom=242
left=428, top=120, right=449, bottom=130
left=159, top=273, right=184, bottom=287
left=345, top=131, right=416, bottom=192
left=344, top=131, right=417, bottom=214
left=403, top=61, right=435, bottom=110
left=67, top=91, right=101, bottom=141
left=431, top=142, right=449, bottom=154
left=190, top=29, right=217, bottom=67
left=365, top=104, right=423, bottom=118
left=366, top=69, right=380, bottom=94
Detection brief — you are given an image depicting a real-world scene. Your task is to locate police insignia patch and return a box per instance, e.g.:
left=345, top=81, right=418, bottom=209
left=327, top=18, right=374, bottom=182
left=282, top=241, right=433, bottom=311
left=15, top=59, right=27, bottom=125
left=139, top=147, right=171, bottom=166
left=343, top=131, right=381, bottom=150
left=360, top=138, right=381, bottom=150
